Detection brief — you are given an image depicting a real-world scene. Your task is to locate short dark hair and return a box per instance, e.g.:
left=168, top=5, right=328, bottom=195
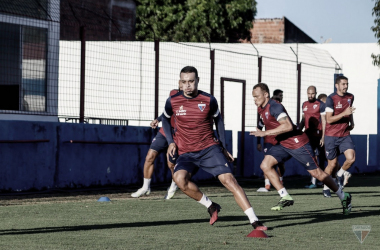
left=318, top=93, right=327, bottom=100
left=253, top=83, right=270, bottom=97
left=335, top=75, right=348, bottom=85
left=180, top=66, right=198, bottom=79
left=273, top=89, right=283, bottom=96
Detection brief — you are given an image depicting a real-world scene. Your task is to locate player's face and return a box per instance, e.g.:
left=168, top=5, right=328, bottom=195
left=336, top=79, right=348, bottom=94
left=277, top=93, right=283, bottom=102
left=180, top=72, right=198, bottom=97
left=320, top=97, right=326, bottom=103
left=252, top=88, right=268, bottom=107
left=307, top=88, right=316, bottom=102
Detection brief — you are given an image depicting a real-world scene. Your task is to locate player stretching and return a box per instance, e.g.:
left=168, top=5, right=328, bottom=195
left=257, top=89, right=286, bottom=190
left=162, top=66, right=267, bottom=230
left=325, top=76, right=355, bottom=190
left=299, top=86, right=327, bottom=191
left=131, top=89, right=180, bottom=199
left=250, top=83, right=351, bottom=215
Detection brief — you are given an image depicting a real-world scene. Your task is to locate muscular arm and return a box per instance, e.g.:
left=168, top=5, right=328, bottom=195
left=264, top=116, right=293, bottom=136
left=214, top=113, right=226, bottom=149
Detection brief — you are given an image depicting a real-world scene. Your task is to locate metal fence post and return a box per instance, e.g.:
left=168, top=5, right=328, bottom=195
left=154, top=40, right=160, bottom=119
left=296, top=63, right=301, bottom=125
left=258, top=56, right=262, bottom=83
left=79, top=26, right=86, bottom=123
left=210, top=49, right=215, bottom=96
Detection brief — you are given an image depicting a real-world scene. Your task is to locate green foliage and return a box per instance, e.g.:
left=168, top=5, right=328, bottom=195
left=135, top=0, right=257, bottom=42
left=371, top=0, right=380, bottom=65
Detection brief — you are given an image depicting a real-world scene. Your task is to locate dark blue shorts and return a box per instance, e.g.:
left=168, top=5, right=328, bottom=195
left=174, top=144, right=232, bottom=177
left=267, top=143, right=318, bottom=170
left=324, top=135, right=355, bottom=160
left=150, top=131, right=168, bottom=153
left=263, top=143, right=274, bottom=155
left=149, top=131, right=177, bottom=164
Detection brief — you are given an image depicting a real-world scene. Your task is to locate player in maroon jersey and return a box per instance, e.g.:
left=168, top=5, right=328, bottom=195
left=299, top=86, right=327, bottom=191
left=131, top=87, right=181, bottom=199
left=325, top=76, right=355, bottom=190
left=250, top=83, right=351, bottom=215
left=162, top=66, right=267, bottom=230
left=257, top=89, right=286, bottom=190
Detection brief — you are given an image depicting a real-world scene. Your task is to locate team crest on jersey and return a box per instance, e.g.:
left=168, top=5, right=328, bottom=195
left=313, top=104, right=318, bottom=109
left=347, top=99, right=351, bottom=105
left=303, top=106, right=308, bottom=111
left=265, top=112, right=269, bottom=119
left=336, top=101, right=342, bottom=109
left=198, top=103, right=206, bottom=112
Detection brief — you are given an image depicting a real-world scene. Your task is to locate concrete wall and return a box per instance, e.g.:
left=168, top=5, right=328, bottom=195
left=0, top=120, right=233, bottom=191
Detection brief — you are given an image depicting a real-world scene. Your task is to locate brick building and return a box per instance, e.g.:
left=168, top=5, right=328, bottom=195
left=246, top=17, right=316, bottom=44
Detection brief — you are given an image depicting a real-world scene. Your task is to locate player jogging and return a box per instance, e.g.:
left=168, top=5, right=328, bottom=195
left=250, top=83, right=351, bottom=215
left=324, top=76, right=355, bottom=190
left=162, top=66, right=267, bottom=230
left=299, top=86, right=327, bottom=191
left=131, top=88, right=181, bottom=199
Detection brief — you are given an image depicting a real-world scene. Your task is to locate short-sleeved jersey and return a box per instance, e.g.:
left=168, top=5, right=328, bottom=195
left=258, top=99, right=309, bottom=149
left=325, top=92, right=354, bottom=137
left=163, top=90, right=219, bottom=155
left=159, top=89, right=179, bottom=137
left=302, top=99, right=326, bottom=137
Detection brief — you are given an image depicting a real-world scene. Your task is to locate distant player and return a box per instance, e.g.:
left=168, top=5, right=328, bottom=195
left=162, top=66, right=267, bottom=230
left=131, top=88, right=181, bottom=199
left=250, top=83, right=351, bottom=215
left=318, top=93, right=327, bottom=104
left=299, top=86, right=327, bottom=191
left=256, top=89, right=285, bottom=190
left=325, top=76, right=355, bottom=190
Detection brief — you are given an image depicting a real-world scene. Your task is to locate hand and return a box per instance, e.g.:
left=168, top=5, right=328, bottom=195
left=249, top=128, right=265, bottom=137
left=167, top=143, right=177, bottom=162
left=319, top=137, right=324, bottom=147
left=150, top=119, right=159, bottom=129
left=343, top=106, right=356, bottom=116
left=347, top=124, right=355, bottom=131
left=257, top=144, right=262, bottom=152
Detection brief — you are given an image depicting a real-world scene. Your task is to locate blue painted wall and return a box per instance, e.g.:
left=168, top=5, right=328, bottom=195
left=0, top=120, right=232, bottom=191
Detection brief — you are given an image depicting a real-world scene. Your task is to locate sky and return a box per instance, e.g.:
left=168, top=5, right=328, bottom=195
left=255, top=0, right=377, bottom=43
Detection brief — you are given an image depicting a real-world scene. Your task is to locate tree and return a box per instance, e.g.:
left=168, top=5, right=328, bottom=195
left=135, top=0, right=257, bottom=42
left=371, top=0, right=380, bottom=65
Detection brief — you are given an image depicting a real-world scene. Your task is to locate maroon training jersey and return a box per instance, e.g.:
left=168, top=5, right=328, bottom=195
left=302, top=99, right=326, bottom=138
left=163, top=90, right=219, bottom=155
left=325, top=92, right=354, bottom=137
left=159, top=89, right=179, bottom=137
left=258, top=99, right=309, bottom=149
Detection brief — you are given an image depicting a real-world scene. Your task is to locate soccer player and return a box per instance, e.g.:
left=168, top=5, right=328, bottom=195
left=162, top=66, right=267, bottom=230
left=324, top=76, right=355, bottom=190
left=250, top=83, right=351, bottom=215
left=131, top=88, right=180, bottom=199
left=318, top=93, right=327, bottom=104
left=298, top=86, right=327, bottom=191
left=257, top=89, right=285, bottom=190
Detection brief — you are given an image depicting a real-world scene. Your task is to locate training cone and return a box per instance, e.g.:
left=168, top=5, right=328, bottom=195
left=97, top=196, right=111, bottom=202
left=247, top=229, right=268, bottom=238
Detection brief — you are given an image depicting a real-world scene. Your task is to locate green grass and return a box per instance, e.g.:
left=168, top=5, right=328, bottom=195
left=0, top=175, right=379, bottom=249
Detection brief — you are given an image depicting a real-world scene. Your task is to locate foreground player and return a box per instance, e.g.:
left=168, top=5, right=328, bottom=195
left=250, top=83, right=351, bottom=215
left=299, top=86, right=327, bottom=191
left=162, top=66, right=267, bottom=230
left=131, top=89, right=180, bottom=199
left=325, top=76, right=355, bottom=189
left=257, top=89, right=286, bottom=190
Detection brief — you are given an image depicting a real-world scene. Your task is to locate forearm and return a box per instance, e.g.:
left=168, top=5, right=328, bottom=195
left=264, top=124, right=292, bottom=136
left=214, top=114, right=226, bottom=148
left=326, top=112, right=346, bottom=124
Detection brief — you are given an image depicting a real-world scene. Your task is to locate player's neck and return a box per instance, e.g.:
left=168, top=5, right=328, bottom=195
left=183, top=90, right=198, bottom=98
left=261, top=98, right=269, bottom=108
left=336, top=91, right=345, bottom=96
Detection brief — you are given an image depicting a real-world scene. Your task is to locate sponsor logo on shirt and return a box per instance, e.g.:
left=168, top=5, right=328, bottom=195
left=176, top=105, right=187, bottom=116
left=313, top=104, right=318, bottom=109
left=303, top=106, right=308, bottom=111
left=294, top=138, right=299, bottom=143
left=198, top=103, right=206, bottom=112
left=336, top=101, right=342, bottom=109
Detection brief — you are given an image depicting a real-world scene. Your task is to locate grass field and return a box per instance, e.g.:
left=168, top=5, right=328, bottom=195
left=0, top=175, right=379, bottom=250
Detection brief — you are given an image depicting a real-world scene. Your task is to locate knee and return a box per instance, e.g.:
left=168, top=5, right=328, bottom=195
left=346, top=155, right=355, bottom=165
left=173, top=174, right=187, bottom=190
left=260, top=163, right=270, bottom=172
left=145, top=151, right=157, bottom=162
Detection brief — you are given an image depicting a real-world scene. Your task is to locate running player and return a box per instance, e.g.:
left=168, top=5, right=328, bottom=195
left=257, top=89, right=285, bottom=190
left=162, top=66, right=267, bottom=230
left=325, top=76, right=355, bottom=190
left=299, top=86, right=327, bottom=191
left=131, top=88, right=181, bottom=199
left=250, top=83, right=351, bottom=215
